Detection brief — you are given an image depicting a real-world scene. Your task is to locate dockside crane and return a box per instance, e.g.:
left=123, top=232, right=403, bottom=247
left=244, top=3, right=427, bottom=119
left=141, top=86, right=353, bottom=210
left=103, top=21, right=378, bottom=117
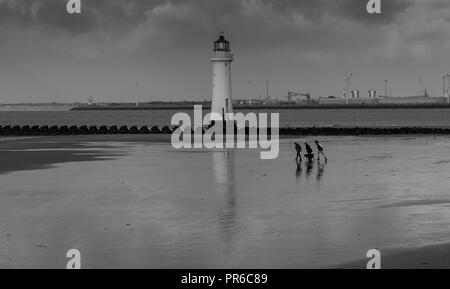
left=344, top=73, right=353, bottom=104
left=87, top=96, right=94, bottom=106
left=419, top=76, right=429, bottom=97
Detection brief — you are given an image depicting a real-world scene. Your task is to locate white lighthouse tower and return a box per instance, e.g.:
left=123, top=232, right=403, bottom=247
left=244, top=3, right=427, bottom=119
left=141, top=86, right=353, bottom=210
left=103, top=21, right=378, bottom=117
left=210, top=34, right=234, bottom=121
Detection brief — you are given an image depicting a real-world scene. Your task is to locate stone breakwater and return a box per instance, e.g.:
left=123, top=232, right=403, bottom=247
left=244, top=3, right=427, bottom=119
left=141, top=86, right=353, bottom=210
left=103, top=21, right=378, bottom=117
left=2, top=125, right=450, bottom=136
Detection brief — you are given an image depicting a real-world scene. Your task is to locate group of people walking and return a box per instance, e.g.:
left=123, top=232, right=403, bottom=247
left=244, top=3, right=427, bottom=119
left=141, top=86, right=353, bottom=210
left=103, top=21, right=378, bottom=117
left=295, top=140, right=327, bottom=163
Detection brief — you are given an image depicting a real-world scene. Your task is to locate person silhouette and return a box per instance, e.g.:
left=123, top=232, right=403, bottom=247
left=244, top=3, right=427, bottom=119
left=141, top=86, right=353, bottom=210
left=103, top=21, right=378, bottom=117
left=315, top=140, right=328, bottom=162
left=295, top=142, right=302, bottom=162
left=304, top=142, right=314, bottom=161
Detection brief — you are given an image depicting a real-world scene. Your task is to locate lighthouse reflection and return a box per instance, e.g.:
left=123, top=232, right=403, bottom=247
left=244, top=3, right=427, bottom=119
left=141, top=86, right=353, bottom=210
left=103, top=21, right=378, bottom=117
left=212, top=150, right=237, bottom=243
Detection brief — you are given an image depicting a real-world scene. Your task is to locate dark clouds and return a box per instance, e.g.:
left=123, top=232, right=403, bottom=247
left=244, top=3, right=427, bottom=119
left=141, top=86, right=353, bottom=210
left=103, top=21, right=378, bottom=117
left=0, top=0, right=417, bottom=60
left=0, top=0, right=444, bottom=60
left=261, top=0, right=412, bottom=24
left=0, top=0, right=96, bottom=33
left=0, top=0, right=158, bottom=33
left=0, top=0, right=412, bottom=34
left=335, top=0, right=412, bottom=24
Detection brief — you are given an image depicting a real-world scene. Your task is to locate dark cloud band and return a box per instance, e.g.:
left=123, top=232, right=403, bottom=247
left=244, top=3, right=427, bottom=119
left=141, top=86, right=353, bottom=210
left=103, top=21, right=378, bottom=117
left=0, top=0, right=412, bottom=34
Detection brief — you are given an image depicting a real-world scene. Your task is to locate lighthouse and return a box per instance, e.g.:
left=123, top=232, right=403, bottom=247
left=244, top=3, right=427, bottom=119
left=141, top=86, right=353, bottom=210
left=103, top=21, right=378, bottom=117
left=210, top=34, right=234, bottom=121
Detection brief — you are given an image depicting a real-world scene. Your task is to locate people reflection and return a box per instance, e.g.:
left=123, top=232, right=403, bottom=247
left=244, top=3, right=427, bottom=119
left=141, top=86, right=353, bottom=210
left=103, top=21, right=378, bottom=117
left=305, top=158, right=314, bottom=178
left=296, top=161, right=302, bottom=178
left=316, top=159, right=326, bottom=183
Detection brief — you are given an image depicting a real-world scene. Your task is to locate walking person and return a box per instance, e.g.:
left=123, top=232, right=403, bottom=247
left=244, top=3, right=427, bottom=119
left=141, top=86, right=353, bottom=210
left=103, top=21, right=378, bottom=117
left=295, top=142, right=302, bottom=162
left=304, top=142, right=314, bottom=161
left=315, top=140, right=328, bottom=162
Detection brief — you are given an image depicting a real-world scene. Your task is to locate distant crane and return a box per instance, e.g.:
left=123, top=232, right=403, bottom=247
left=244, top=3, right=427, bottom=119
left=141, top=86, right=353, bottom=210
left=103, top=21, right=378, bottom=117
left=384, top=80, right=388, bottom=97
left=447, top=75, right=450, bottom=96
left=418, top=76, right=429, bottom=97
left=87, top=96, right=95, bottom=106
left=447, top=75, right=450, bottom=104
left=284, top=91, right=311, bottom=104
left=134, top=80, right=140, bottom=107
left=344, top=73, right=353, bottom=104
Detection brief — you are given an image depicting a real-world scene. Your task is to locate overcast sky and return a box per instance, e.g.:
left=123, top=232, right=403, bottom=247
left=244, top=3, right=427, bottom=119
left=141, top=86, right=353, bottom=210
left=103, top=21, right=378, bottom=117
left=1, top=0, right=450, bottom=103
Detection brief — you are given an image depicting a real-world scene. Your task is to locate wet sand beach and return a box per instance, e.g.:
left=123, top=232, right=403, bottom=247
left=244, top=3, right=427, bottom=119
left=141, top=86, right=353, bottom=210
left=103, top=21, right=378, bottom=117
left=337, top=243, right=450, bottom=269
left=0, top=135, right=171, bottom=175
left=1, top=135, right=450, bottom=268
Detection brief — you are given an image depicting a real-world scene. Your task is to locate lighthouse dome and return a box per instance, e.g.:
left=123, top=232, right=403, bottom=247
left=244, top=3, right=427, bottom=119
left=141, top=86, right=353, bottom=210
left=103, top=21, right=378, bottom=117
left=214, top=35, right=230, bottom=52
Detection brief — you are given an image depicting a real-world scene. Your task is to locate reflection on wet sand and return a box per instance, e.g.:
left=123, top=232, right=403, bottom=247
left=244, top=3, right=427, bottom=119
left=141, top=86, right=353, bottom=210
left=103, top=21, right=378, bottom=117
left=212, top=150, right=237, bottom=242
left=306, top=159, right=314, bottom=178
left=295, top=159, right=327, bottom=185
left=317, top=160, right=326, bottom=183
left=296, top=162, right=302, bottom=178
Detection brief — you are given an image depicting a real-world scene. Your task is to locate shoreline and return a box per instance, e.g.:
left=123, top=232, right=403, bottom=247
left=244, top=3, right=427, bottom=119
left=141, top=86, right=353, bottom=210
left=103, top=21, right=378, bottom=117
left=0, top=134, right=444, bottom=176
